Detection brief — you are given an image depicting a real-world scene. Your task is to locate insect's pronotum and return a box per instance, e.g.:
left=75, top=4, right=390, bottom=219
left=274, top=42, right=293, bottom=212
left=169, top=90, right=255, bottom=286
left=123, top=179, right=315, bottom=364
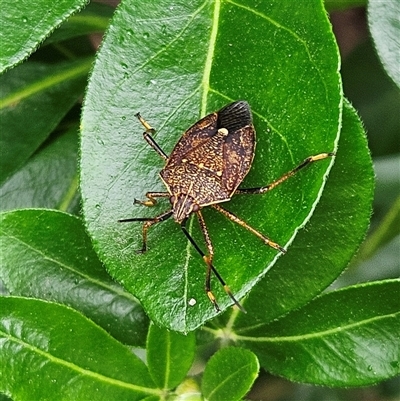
left=119, top=101, right=334, bottom=312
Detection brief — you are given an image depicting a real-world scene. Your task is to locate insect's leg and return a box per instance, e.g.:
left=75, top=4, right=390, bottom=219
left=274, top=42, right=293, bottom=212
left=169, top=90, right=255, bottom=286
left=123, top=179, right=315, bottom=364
left=211, top=204, right=286, bottom=253
left=180, top=217, right=246, bottom=313
left=134, top=191, right=170, bottom=207
left=196, top=211, right=215, bottom=308
left=118, top=209, right=173, bottom=253
left=136, top=112, right=168, bottom=160
left=236, top=152, right=335, bottom=195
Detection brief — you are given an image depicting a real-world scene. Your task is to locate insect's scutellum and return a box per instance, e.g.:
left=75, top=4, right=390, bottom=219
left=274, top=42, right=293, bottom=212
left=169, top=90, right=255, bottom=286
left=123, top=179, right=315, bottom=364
left=118, top=101, right=334, bottom=312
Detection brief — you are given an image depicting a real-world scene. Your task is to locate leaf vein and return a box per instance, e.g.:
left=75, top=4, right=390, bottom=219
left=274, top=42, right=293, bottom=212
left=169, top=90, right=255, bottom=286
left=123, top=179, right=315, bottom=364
left=207, top=361, right=254, bottom=399
left=1, top=230, right=137, bottom=302
left=0, top=330, right=160, bottom=395
left=236, top=312, right=400, bottom=343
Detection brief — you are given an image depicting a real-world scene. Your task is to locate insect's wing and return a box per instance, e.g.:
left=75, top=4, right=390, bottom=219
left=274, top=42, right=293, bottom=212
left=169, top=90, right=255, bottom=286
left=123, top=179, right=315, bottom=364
left=167, top=112, right=219, bottom=163
left=163, top=100, right=255, bottom=200
left=222, top=124, right=255, bottom=195
left=166, top=100, right=252, bottom=164
left=217, top=101, right=256, bottom=194
left=217, top=100, right=253, bottom=132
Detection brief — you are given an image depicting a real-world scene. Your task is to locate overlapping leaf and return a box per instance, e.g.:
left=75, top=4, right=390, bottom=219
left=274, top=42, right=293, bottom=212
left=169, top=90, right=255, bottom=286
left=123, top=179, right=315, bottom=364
left=0, top=0, right=89, bottom=72
left=0, top=297, right=159, bottom=401
left=203, top=101, right=378, bottom=386
left=369, top=0, right=400, bottom=88
left=0, top=210, right=149, bottom=346
left=0, top=58, right=91, bottom=185
left=0, top=126, right=79, bottom=213
left=225, top=100, right=374, bottom=324
left=147, top=323, right=196, bottom=390
left=201, top=347, right=259, bottom=401
left=80, top=0, right=341, bottom=332
left=236, top=280, right=400, bottom=386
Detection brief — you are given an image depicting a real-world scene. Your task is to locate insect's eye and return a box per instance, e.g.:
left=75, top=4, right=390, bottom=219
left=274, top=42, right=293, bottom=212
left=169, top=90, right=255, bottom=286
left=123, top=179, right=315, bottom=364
left=169, top=196, right=176, bottom=205
left=192, top=204, right=200, bottom=212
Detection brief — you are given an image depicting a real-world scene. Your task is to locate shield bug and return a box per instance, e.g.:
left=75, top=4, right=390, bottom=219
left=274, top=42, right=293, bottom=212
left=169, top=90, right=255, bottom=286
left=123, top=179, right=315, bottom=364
left=119, top=101, right=334, bottom=312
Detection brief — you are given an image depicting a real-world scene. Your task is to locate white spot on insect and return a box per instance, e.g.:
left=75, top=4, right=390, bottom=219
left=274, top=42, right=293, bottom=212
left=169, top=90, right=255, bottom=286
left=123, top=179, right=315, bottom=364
left=189, top=298, right=197, bottom=306
left=218, top=128, right=228, bottom=136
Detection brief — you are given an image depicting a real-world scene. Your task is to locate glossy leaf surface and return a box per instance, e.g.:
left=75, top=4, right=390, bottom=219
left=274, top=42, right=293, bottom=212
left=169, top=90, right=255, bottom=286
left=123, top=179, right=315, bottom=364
left=227, top=100, right=374, bottom=324
left=0, top=126, right=79, bottom=213
left=0, top=58, right=91, bottom=185
left=369, top=0, right=400, bottom=87
left=341, top=39, right=400, bottom=156
left=80, top=0, right=341, bottom=331
left=201, top=347, right=259, bottom=401
left=203, top=101, right=378, bottom=386
left=147, top=323, right=196, bottom=390
left=236, top=280, right=400, bottom=386
left=0, top=0, right=88, bottom=72
left=44, top=2, right=113, bottom=45
left=0, top=209, right=149, bottom=346
left=0, top=297, right=159, bottom=401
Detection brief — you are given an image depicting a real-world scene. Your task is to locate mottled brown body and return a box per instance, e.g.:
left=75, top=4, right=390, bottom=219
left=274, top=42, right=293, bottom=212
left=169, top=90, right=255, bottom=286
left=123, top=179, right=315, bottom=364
left=160, top=102, right=255, bottom=223
left=119, top=100, right=334, bottom=312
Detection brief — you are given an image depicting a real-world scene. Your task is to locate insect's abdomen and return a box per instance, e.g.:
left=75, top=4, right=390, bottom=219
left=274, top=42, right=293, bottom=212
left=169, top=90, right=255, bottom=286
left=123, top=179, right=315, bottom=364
left=160, top=161, right=231, bottom=207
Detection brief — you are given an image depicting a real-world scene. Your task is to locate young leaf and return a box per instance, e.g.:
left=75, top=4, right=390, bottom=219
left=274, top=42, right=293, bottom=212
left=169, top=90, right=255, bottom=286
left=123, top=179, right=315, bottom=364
left=368, top=0, right=400, bottom=88
left=0, top=0, right=89, bottom=73
left=227, top=99, right=374, bottom=325
left=0, top=209, right=149, bottom=346
left=147, top=323, right=196, bottom=390
left=0, top=296, right=159, bottom=401
left=0, top=58, right=91, bottom=185
left=81, top=0, right=341, bottom=332
left=201, top=347, right=259, bottom=401
left=235, top=280, right=400, bottom=386
left=0, top=126, right=79, bottom=213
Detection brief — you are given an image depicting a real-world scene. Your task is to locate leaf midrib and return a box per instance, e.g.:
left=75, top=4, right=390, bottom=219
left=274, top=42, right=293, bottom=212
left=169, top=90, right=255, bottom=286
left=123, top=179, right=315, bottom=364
left=0, top=329, right=160, bottom=395
left=183, top=0, right=221, bottom=327
left=0, top=58, right=92, bottom=109
left=235, top=312, right=399, bottom=343
left=200, top=0, right=220, bottom=117
left=1, top=227, right=137, bottom=302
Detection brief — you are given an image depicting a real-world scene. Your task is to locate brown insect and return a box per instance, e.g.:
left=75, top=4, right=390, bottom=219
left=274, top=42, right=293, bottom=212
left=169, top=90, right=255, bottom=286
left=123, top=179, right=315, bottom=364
left=119, top=101, right=334, bottom=312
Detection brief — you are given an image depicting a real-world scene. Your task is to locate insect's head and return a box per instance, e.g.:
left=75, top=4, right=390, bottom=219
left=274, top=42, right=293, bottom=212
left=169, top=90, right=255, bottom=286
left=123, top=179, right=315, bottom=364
left=169, top=194, right=200, bottom=223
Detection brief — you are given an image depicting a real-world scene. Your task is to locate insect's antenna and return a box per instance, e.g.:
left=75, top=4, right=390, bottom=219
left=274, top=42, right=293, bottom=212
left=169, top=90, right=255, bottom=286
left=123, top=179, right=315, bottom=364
left=180, top=220, right=246, bottom=313
left=135, top=112, right=168, bottom=160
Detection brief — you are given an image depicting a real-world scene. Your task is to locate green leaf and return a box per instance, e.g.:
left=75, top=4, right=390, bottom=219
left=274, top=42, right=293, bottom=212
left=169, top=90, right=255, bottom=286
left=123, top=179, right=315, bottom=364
left=0, top=58, right=91, bottom=185
left=235, top=280, right=400, bottom=386
left=368, top=0, right=400, bottom=88
left=0, top=209, right=149, bottom=346
left=44, top=2, right=113, bottom=45
left=341, top=40, right=400, bottom=156
left=202, top=100, right=378, bottom=385
left=0, top=296, right=159, bottom=401
left=373, top=154, right=400, bottom=220
left=355, top=195, right=400, bottom=264
left=201, top=347, right=259, bottom=401
left=0, top=126, right=79, bottom=213
left=0, top=0, right=89, bottom=73
left=223, top=99, right=374, bottom=325
left=80, top=0, right=341, bottom=332
left=146, top=323, right=196, bottom=390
